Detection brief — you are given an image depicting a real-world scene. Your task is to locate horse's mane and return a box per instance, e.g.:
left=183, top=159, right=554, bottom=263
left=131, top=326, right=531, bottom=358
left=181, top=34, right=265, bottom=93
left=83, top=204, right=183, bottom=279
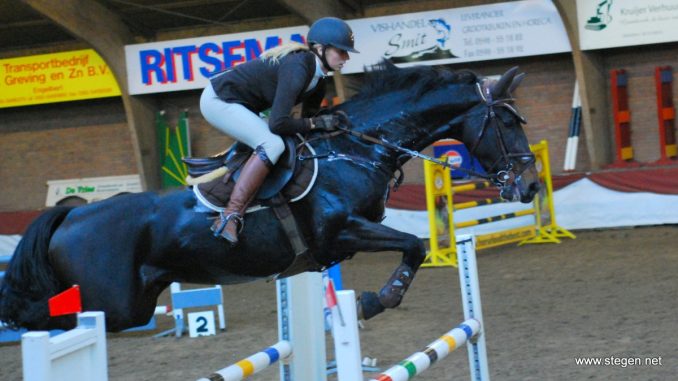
left=352, top=60, right=479, bottom=101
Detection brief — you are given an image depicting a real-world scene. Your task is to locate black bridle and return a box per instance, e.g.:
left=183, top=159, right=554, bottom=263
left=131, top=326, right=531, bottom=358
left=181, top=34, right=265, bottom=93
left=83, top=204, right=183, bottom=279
left=467, top=81, right=535, bottom=189
left=325, top=80, right=535, bottom=194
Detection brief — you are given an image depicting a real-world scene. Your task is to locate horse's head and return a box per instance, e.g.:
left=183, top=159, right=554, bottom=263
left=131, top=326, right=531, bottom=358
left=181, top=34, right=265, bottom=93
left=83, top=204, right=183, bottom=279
left=448, top=67, right=539, bottom=203
left=338, top=63, right=539, bottom=203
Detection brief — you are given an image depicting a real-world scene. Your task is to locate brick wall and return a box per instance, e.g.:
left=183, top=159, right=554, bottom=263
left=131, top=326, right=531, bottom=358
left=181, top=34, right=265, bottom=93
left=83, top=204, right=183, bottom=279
left=0, top=123, right=137, bottom=210
left=0, top=99, right=136, bottom=211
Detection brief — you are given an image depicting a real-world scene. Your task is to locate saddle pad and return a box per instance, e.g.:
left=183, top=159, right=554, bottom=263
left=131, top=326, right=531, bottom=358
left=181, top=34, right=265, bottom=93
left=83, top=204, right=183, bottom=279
left=193, top=142, right=319, bottom=214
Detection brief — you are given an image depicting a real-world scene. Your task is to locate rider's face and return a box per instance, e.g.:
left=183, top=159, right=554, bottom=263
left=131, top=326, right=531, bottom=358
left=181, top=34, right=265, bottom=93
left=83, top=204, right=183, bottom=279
left=321, top=46, right=350, bottom=72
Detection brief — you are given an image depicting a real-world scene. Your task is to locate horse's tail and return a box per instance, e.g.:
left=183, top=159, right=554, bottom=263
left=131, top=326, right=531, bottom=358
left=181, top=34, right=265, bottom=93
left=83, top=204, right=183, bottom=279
left=0, top=206, right=73, bottom=330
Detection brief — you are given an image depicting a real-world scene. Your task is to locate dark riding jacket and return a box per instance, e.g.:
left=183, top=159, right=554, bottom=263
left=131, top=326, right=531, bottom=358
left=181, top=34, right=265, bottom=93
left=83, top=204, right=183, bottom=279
left=210, top=50, right=326, bottom=135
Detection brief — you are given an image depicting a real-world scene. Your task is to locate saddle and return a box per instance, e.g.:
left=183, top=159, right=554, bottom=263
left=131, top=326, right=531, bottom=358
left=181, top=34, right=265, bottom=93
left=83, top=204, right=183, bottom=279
left=183, top=136, right=321, bottom=278
left=187, top=138, right=314, bottom=208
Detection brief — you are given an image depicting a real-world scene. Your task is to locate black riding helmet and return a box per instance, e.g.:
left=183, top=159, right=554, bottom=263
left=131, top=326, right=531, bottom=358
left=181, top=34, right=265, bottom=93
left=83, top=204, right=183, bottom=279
left=307, top=17, right=359, bottom=71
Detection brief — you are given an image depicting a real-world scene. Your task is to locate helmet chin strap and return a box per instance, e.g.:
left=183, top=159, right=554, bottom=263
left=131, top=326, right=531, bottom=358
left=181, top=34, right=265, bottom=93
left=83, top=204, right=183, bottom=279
left=313, top=46, right=334, bottom=72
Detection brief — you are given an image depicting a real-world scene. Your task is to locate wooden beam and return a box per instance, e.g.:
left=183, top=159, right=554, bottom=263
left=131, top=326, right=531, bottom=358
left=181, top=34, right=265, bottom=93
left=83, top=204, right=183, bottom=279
left=112, top=0, right=239, bottom=13
left=278, top=0, right=354, bottom=24
left=553, top=0, right=612, bottom=169
left=156, top=14, right=303, bottom=40
left=22, top=0, right=161, bottom=189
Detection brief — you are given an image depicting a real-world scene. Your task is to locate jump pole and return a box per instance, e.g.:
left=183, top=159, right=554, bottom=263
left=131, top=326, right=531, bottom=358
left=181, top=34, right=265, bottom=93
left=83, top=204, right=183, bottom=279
left=370, top=234, right=490, bottom=381
left=456, top=234, right=490, bottom=381
left=196, top=341, right=292, bottom=381
left=368, top=319, right=481, bottom=381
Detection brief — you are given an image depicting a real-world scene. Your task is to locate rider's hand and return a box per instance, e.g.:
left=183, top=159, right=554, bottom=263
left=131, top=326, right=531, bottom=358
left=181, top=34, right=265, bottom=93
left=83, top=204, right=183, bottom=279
left=311, top=111, right=350, bottom=131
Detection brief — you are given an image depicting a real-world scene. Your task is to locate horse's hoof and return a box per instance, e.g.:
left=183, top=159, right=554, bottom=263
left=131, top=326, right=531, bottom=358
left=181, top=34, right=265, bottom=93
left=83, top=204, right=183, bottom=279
left=357, top=291, right=385, bottom=320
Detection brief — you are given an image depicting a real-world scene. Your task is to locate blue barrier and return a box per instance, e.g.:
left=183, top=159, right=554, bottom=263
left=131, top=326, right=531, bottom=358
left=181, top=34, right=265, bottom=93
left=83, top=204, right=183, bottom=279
left=154, top=283, right=226, bottom=338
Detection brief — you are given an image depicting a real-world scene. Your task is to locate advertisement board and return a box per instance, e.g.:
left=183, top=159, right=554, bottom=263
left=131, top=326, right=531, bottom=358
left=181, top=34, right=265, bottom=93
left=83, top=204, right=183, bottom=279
left=125, top=26, right=307, bottom=95
left=577, top=0, right=678, bottom=50
left=45, top=175, right=142, bottom=206
left=124, top=0, right=569, bottom=95
left=0, top=49, right=120, bottom=108
left=342, top=0, right=570, bottom=74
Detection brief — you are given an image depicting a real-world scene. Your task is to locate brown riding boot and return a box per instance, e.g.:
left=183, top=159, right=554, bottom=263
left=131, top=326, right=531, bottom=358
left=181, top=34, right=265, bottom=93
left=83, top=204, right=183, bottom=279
left=212, top=148, right=273, bottom=244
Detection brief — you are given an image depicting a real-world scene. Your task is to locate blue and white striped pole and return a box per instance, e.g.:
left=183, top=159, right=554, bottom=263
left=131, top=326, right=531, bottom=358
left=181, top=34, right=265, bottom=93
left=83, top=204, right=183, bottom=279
left=196, top=341, right=292, bottom=381
left=368, top=319, right=481, bottom=381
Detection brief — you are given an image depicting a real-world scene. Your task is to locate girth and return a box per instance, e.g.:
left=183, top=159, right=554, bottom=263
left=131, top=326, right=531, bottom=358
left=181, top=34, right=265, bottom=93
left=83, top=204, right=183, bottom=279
left=268, top=194, right=323, bottom=279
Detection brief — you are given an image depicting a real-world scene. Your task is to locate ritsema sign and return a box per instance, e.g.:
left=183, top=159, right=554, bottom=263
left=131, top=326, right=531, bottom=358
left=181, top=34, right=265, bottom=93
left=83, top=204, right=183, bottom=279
left=124, top=26, right=307, bottom=95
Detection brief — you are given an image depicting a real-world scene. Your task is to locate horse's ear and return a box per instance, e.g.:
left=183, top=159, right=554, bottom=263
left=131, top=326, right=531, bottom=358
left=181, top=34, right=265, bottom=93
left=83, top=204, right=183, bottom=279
left=508, top=72, right=526, bottom=95
left=491, top=66, right=518, bottom=98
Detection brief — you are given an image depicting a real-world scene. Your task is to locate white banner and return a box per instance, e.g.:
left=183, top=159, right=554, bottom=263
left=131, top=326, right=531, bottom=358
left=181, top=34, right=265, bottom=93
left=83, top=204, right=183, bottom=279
left=342, top=0, right=570, bottom=74
left=45, top=175, right=142, bottom=206
left=124, top=1, right=569, bottom=95
left=577, top=0, right=678, bottom=50
left=125, top=26, right=307, bottom=95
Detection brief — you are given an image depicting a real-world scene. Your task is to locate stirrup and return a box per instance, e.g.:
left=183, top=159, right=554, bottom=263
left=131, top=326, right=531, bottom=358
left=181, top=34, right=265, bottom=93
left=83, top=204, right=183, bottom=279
left=211, top=212, right=244, bottom=238
left=226, top=213, right=245, bottom=234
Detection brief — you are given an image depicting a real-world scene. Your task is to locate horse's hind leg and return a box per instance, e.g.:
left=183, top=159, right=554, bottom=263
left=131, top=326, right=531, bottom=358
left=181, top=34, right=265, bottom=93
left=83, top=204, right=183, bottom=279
left=333, top=216, right=427, bottom=320
left=52, top=247, right=168, bottom=332
left=74, top=273, right=167, bottom=332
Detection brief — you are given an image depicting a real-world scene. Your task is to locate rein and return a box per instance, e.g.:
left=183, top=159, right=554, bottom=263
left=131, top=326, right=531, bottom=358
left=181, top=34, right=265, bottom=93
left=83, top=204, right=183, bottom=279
left=298, top=80, right=534, bottom=195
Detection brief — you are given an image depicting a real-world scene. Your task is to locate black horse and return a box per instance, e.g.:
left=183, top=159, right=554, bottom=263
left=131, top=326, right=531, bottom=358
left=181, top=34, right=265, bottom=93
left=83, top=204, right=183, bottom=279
left=0, top=63, right=539, bottom=332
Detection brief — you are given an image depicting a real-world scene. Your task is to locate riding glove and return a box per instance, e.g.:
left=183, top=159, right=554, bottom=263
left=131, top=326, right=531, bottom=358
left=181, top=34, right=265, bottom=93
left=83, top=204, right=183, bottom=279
left=310, top=111, right=350, bottom=131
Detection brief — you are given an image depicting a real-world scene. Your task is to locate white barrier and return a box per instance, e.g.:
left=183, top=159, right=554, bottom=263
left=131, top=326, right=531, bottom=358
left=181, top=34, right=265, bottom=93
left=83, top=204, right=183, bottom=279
left=22, top=311, right=108, bottom=381
left=331, top=290, right=364, bottom=381
left=276, top=272, right=327, bottom=381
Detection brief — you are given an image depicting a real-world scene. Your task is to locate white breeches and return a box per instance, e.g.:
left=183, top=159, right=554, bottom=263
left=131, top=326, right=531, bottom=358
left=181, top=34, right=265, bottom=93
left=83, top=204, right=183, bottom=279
left=200, top=83, right=285, bottom=164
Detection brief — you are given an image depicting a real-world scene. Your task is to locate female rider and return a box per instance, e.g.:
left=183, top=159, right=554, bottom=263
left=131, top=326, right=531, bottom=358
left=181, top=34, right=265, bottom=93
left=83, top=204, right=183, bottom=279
left=200, top=17, right=358, bottom=244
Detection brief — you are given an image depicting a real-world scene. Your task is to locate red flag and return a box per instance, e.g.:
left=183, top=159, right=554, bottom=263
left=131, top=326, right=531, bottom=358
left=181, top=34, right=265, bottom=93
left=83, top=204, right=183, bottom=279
left=48, top=285, right=82, bottom=317
left=325, top=279, right=345, bottom=326
left=325, top=279, right=338, bottom=308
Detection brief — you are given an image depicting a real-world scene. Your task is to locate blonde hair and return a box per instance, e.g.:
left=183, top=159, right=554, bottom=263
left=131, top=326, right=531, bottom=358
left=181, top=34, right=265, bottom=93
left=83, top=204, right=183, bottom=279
left=260, top=42, right=309, bottom=63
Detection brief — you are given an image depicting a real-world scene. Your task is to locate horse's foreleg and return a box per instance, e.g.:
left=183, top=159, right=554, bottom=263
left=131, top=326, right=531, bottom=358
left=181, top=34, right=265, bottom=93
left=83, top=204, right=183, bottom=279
left=334, top=216, right=426, bottom=320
